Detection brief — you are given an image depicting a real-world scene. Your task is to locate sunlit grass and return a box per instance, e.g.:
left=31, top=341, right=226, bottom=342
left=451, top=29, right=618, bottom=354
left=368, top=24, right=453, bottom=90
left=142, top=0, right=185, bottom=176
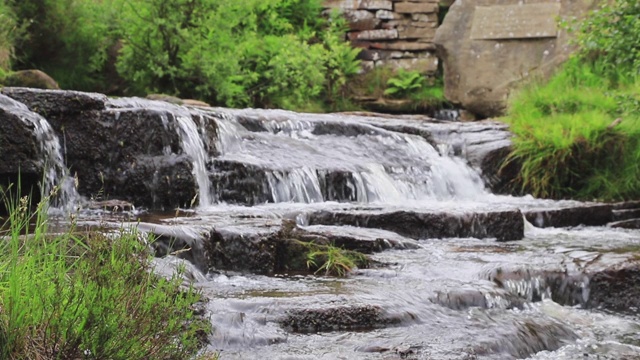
left=0, top=186, right=213, bottom=360
left=503, top=58, right=640, bottom=200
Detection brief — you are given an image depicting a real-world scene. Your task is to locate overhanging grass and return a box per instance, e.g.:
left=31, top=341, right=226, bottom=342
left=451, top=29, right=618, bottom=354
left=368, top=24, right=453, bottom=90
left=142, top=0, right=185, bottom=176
left=503, top=58, right=640, bottom=201
left=0, top=190, right=212, bottom=360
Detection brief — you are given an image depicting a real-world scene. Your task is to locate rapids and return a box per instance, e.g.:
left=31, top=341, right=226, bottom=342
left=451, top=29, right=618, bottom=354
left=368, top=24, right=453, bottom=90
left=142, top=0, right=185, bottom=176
left=10, top=94, right=639, bottom=359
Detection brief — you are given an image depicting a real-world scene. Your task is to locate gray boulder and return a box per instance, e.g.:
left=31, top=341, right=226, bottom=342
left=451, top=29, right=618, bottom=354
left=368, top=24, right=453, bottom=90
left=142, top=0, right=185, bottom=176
left=435, top=0, right=597, bottom=118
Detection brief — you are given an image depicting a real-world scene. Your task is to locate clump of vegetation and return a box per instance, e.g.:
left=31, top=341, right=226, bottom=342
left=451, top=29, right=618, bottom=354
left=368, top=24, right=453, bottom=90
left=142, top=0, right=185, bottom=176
left=0, top=0, right=23, bottom=77
left=384, top=69, right=426, bottom=98
left=4, top=0, right=361, bottom=111
left=302, top=241, right=369, bottom=277
left=0, top=188, right=212, bottom=360
left=503, top=59, right=640, bottom=200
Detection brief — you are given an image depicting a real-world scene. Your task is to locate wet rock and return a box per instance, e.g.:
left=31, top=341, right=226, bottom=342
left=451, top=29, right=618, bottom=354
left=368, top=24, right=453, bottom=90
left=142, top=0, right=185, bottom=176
left=1, top=88, right=205, bottom=209
left=476, top=318, right=578, bottom=359
left=487, top=268, right=589, bottom=306
left=210, top=160, right=271, bottom=205
left=279, top=305, right=409, bottom=333
left=432, top=288, right=526, bottom=310
left=587, top=264, right=640, bottom=315
left=523, top=203, right=614, bottom=228
left=2, top=87, right=107, bottom=115
left=308, top=209, right=524, bottom=241
left=2, top=70, right=59, bottom=90
left=0, top=94, right=45, bottom=205
left=209, top=227, right=278, bottom=274
left=608, top=219, right=640, bottom=229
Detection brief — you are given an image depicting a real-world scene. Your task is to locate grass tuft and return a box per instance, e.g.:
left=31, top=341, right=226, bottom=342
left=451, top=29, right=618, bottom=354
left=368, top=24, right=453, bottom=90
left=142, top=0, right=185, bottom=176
left=0, top=186, right=212, bottom=360
left=302, top=241, right=369, bottom=277
left=502, top=58, right=640, bottom=201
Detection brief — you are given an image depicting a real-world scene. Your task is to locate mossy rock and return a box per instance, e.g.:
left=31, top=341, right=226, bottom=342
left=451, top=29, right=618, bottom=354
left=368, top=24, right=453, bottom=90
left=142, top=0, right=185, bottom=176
left=3, top=70, right=60, bottom=89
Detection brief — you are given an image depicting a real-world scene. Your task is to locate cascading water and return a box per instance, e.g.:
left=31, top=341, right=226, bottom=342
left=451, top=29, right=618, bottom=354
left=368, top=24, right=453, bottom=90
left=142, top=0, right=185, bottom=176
left=14, top=90, right=636, bottom=359
left=199, top=108, right=488, bottom=206
left=3, top=96, right=79, bottom=210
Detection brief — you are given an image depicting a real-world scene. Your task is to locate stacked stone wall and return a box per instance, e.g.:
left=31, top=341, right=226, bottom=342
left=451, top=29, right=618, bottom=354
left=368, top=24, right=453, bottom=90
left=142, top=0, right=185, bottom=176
left=324, top=0, right=440, bottom=75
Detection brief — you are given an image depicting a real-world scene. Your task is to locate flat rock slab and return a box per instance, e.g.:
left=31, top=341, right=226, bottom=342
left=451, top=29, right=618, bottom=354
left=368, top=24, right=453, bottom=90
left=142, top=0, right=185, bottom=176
left=588, top=263, right=640, bottom=315
left=471, top=4, right=560, bottom=40
left=523, top=203, right=614, bottom=228
left=279, top=305, right=411, bottom=333
left=307, top=208, right=524, bottom=241
left=2, top=87, right=107, bottom=114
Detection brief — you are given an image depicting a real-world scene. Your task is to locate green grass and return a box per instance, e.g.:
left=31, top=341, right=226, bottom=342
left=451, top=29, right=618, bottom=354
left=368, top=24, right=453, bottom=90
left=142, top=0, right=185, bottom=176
left=0, top=188, right=213, bottom=360
left=302, top=242, right=368, bottom=277
left=502, top=58, right=640, bottom=200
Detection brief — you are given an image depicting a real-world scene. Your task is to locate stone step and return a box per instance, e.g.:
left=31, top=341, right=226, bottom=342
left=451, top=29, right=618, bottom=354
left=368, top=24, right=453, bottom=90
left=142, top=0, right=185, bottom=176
left=612, top=208, right=640, bottom=222
left=608, top=218, right=640, bottom=229
left=307, top=208, right=524, bottom=241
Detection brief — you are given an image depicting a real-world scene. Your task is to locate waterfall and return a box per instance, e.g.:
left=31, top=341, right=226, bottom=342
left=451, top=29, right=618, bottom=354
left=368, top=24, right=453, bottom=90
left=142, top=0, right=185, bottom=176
left=206, top=109, right=488, bottom=205
left=175, top=115, right=213, bottom=207
left=9, top=98, right=79, bottom=210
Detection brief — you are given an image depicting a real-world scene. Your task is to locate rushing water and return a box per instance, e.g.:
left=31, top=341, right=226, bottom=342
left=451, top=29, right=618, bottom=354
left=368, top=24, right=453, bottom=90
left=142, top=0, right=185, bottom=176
left=26, top=98, right=639, bottom=359
left=0, top=95, right=79, bottom=210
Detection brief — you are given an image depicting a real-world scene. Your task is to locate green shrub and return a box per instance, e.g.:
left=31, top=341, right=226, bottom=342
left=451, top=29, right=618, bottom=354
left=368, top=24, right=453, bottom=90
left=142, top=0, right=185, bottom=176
left=11, top=0, right=118, bottom=91
left=0, top=189, right=210, bottom=359
left=115, top=0, right=360, bottom=110
left=503, top=59, right=640, bottom=200
left=0, top=0, right=23, bottom=73
left=384, top=69, right=425, bottom=98
left=570, top=0, right=640, bottom=79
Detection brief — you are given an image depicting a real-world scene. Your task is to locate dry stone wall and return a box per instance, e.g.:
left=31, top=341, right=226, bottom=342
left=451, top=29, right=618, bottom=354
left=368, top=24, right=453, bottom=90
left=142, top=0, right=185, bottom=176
left=324, top=0, right=441, bottom=75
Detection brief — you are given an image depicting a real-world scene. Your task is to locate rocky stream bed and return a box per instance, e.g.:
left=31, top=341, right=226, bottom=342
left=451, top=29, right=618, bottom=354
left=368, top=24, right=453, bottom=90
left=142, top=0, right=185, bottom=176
left=2, top=88, right=640, bottom=359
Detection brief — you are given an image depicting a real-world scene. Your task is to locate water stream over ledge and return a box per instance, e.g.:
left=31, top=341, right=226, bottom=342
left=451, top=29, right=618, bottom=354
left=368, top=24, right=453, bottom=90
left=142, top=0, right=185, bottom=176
left=2, top=89, right=640, bottom=360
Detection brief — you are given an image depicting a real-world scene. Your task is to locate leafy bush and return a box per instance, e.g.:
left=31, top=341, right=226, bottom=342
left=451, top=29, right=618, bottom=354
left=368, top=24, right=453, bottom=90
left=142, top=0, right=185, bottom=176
left=0, top=189, right=210, bottom=359
left=115, top=0, right=359, bottom=110
left=0, top=0, right=22, bottom=74
left=571, top=0, right=640, bottom=79
left=384, top=69, right=425, bottom=98
left=11, top=0, right=118, bottom=91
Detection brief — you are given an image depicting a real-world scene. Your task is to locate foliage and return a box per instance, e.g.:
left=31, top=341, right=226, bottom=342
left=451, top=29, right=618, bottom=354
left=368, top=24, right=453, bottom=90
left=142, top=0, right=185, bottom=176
left=303, top=242, right=368, bottom=277
left=0, top=188, right=211, bottom=360
left=384, top=69, right=425, bottom=98
left=0, top=0, right=23, bottom=73
left=10, top=0, right=118, bottom=91
left=568, top=0, right=640, bottom=79
left=115, top=0, right=360, bottom=110
left=503, top=58, right=640, bottom=200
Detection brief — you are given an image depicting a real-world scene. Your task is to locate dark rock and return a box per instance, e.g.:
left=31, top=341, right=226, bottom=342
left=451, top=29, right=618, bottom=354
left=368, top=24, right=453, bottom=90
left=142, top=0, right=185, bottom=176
left=209, top=228, right=278, bottom=274
left=308, top=209, right=525, bottom=241
left=2, top=70, right=59, bottom=90
left=2, top=87, right=107, bottom=115
left=279, top=305, right=410, bottom=333
left=588, top=264, right=640, bottom=314
left=210, top=160, right=271, bottom=205
left=0, top=94, right=47, bottom=205
left=0, top=88, right=204, bottom=209
left=477, top=318, right=578, bottom=359
left=608, top=218, right=640, bottom=229
left=523, top=203, right=614, bottom=228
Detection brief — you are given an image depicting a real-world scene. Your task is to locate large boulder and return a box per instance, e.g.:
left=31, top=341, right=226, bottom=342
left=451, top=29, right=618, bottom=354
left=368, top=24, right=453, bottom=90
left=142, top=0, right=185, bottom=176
left=2, top=70, right=60, bottom=90
left=435, top=0, right=597, bottom=118
left=1, top=88, right=208, bottom=209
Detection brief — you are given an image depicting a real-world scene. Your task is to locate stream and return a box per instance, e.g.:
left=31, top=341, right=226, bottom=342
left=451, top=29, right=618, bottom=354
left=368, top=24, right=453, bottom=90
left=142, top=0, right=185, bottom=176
left=4, top=91, right=638, bottom=359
